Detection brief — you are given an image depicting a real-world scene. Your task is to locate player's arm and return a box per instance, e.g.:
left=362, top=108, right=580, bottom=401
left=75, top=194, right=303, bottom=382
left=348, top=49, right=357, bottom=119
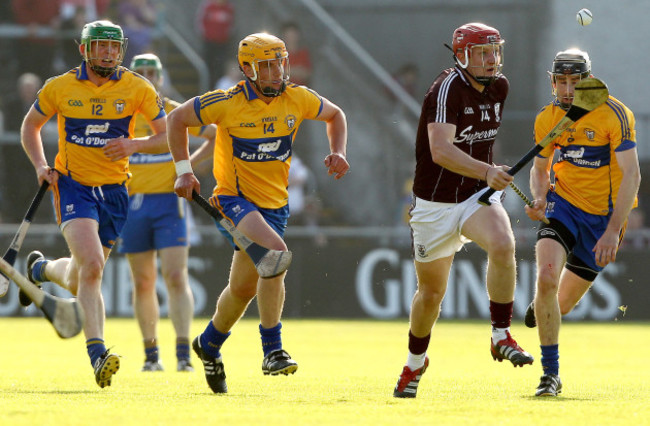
left=167, top=99, right=203, bottom=199
left=593, top=147, right=641, bottom=266
left=190, top=136, right=215, bottom=170
left=130, top=116, right=168, bottom=153
left=21, top=105, right=58, bottom=186
left=427, top=122, right=512, bottom=190
left=525, top=155, right=553, bottom=222
left=103, top=116, right=168, bottom=160
left=315, top=97, right=349, bottom=179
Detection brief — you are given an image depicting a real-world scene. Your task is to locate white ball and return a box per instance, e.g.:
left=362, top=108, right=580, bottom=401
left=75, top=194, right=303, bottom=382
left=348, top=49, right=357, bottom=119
left=576, top=8, right=593, bottom=26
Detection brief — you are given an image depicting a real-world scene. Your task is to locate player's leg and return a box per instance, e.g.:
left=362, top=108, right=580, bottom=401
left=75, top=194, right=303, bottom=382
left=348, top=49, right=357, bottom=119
left=126, top=250, right=163, bottom=371
left=533, top=238, right=566, bottom=396
left=234, top=207, right=296, bottom=376
left=192, top=251, right=256, bottom=393
left=462, top=201, right=533, bottom=367
left=158, top=245, right=194, bottom=371
left=557, top=270, right=592, bottom=315
left=393, top=256, right=452, bottom=398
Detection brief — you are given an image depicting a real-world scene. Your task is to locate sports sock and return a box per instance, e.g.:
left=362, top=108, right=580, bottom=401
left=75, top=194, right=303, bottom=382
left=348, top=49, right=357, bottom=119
left=31, top=259, right=48, bottom=282
left=259, top=322, right=282, bottom=356
left=144, top=339, right=159, bottom=363
left=87, top=338, right=107, bottom=366
left=199, top=321, right=230, bottom=358
left=406, top=351, right=427, bottom=371
left=541, top=344, right=559, bottom=376
left=491, top=327, right=509, bottom=345
left=489, top=300, right=513, bottom=329
left=176, top=337, right=190, bottom=361
left=408, top=330, right=430, bottom=355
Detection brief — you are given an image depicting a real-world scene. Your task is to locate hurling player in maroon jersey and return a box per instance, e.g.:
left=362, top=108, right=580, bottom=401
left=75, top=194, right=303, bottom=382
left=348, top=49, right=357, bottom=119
left=393, top=23, right=533, bottom=399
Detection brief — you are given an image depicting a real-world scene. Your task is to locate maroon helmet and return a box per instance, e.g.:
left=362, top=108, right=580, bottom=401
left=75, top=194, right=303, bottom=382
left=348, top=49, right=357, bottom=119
left=452, top=23, right=504, bottom=84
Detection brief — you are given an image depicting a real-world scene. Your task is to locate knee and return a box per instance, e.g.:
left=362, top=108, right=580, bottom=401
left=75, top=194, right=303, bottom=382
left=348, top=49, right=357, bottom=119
left=77, top=257, right=105, bottom=286
left=488, top=235, right=515, bottom=264
left=229, top=282, right=257, bottom=302
left=162, top=268, right=187, bottom=291
left=536, top=267, right=559, bottom=298
left=415, top=285, right=445, bottom=310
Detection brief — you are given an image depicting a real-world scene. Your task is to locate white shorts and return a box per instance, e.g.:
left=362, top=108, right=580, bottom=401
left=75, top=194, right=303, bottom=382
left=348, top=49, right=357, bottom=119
left=410, top=188, right=503, bottom=263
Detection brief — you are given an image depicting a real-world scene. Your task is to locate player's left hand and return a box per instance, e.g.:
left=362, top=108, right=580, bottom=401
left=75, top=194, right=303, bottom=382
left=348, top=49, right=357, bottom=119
left=324, top=152, right=349, bottom=180
left=103, top=136, right=133, bottom=161
left=593, top=230, right=619, bottom=267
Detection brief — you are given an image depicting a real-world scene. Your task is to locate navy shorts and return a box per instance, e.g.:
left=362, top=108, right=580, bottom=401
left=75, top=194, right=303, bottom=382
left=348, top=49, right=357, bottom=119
left=539, top=190, right=612, bottom=276
left=117, top=192, right=188, bottom=254
left=54, top=174, right=128, bottom=249
left=214, top=195, right=288, bottom=250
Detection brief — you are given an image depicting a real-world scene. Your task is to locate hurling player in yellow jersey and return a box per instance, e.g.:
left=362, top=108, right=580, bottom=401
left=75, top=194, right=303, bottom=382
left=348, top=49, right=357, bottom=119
left=168, top=32, right=349, bottom=393
left=20, top=21, right=168, bottom=388
left=524, top=49, right=640, bottom=397
left=118, top=53, right=217, bottom=373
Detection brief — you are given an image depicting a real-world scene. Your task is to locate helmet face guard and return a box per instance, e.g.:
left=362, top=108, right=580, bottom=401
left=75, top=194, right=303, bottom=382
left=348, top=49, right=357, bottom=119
left=452, top=23, right=504, bottom=85
left=81, top=20, right=127, bottom=78
left=548, top=48, right=591, bottom=109
left=131, top=53, right=163, bottom=87
left=238, top=33, right=290, bottom=97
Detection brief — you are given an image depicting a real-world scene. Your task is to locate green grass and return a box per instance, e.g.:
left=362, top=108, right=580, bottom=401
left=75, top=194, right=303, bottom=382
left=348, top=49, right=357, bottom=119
left=1, top=318, right=649, bottom=425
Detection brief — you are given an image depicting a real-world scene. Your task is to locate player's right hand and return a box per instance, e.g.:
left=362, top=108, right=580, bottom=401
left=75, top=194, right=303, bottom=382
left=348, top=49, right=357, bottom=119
left=36, top=165, right=58, bottom=187
left=525, top=199, right=547, bottom=222
left=174, top=173, right=200, bottom=200
left=486, top=165, right=513, bottom=190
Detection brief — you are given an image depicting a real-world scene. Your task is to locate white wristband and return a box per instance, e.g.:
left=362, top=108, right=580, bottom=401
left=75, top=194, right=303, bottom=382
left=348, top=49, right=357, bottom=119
left=174, top=160, right=193, bottom=176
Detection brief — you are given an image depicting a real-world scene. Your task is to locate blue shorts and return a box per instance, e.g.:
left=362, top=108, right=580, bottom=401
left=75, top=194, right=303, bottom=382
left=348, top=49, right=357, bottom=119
left=117, top=193, right=188, bottom=254
left=214, top=195, right=288, bottom=250
left=543, top=190, right=610, bottom=274
left=54, top=174, right=128, bottom=249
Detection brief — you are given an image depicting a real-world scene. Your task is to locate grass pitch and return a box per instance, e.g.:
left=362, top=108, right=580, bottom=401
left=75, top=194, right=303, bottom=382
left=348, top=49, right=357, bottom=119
left=1, top=317, right=648, bottom=425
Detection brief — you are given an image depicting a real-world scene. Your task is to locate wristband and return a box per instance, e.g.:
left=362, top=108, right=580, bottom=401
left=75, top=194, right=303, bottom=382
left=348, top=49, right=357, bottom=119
left=174, top=160, right=193, bottom=176
left=484, top=166, right=491, bottom=181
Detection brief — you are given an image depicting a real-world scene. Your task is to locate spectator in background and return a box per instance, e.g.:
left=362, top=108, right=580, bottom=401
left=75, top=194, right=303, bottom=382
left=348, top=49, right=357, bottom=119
left=58, top=1, right=112, bottom=71
left=12, top=0, right=61, bottom=80
left=3, top=72, right=41, bottom=132
left=118, top=0, right=158, bottom=67
left=214, top=58, right=240, bottom=91
left=281, top=21, right=312, bottom=86
left=196, top=0, right=234, bottom=88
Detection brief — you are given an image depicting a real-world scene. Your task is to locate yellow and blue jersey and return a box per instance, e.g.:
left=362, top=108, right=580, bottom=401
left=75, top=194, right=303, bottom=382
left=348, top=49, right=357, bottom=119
left=34, top=62, right=165, bottom=187
left=128, top=97, right=205, bottom=195
left=193, top=80, right=323, bottom=209
left=535, top=95, right=637, bottom=215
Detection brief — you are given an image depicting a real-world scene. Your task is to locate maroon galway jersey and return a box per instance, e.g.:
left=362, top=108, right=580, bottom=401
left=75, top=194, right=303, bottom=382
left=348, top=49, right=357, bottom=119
left=413, top=67, right=509, bottom=203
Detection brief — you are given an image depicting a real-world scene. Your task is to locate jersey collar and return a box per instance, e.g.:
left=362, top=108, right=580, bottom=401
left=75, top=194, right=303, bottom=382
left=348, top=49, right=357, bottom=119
left=77, top=61, right=124, bottom=81
left=242, top=80, right=260, bottom=101
left=454, top=66, right=471, bottom=86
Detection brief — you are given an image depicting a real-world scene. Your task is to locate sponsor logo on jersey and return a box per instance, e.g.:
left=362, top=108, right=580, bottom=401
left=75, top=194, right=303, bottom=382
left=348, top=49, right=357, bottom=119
left=90, top=98, right=106, bottom=103
left=464, top=107, right=474, bottom=114
left=258, top=140, right=282, bottom=153
left=584, top=128, right=595, bottom=140
left=240, top=122, right=256, bottom=127
left=85, top=122, right=111, bottom=136
left=114, top=99, right=126, bottom=114
left=454, top=125, right=499, bottom=144
left=262, top=116, right=277, bottom=123
left=68, top=99, right=84, bottom=107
